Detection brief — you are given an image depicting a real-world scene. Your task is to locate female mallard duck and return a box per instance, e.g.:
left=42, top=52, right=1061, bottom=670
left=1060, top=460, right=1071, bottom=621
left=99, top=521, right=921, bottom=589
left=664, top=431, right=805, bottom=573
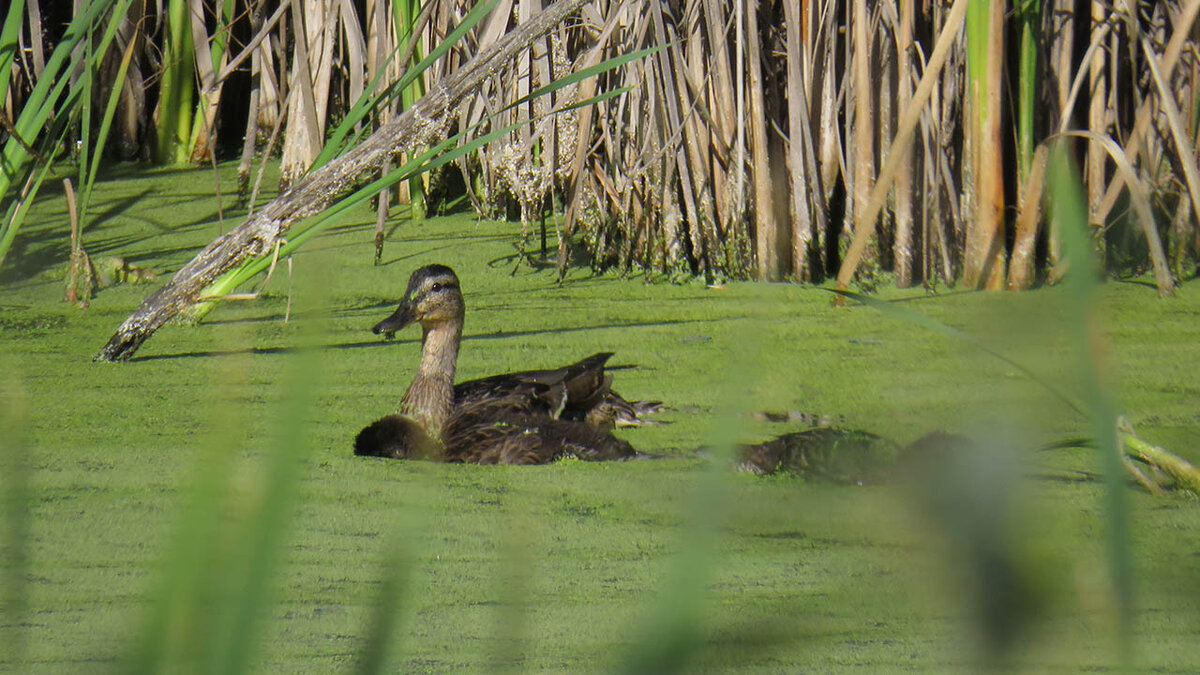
left=354, top=264, right=661, bottom=464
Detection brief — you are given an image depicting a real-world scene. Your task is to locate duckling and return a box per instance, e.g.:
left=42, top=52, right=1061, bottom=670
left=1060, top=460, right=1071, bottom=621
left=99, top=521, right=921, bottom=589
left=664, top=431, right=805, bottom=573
left=736, top=427, right=899, bottom=484
left=354, top=264, right=659, bottom=463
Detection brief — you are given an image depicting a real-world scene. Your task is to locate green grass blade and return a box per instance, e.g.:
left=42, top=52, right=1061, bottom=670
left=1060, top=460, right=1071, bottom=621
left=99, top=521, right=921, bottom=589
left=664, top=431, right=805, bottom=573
left=80, top=5, right=139, bottom=227
left=0, top=374, right=31, bottom=671
left=0, top=156, right=60, bottom=268
left=1, top=2, right=128, bottom=259
left=1046, top=145, right=1131, bottom=664
left=154, top=0, right=196, bottom=164
left=125, top=399, right=242, bottom=674
left=354, top=540, right=415, bottom=675
left=824, top=288, right=1085, bottom=416
left=0, top=0, right=30, bottom=106
left=76, top=31, right=95, bottom=221
left=4, top=0, right=117, bottom=149
left=0, top=0, right=125, bottom=266
left=212, top=349, right=316, bottom=673
left=620, top=290, right=772, bottom=672
left=1016, top=0, right=1039, bottom=187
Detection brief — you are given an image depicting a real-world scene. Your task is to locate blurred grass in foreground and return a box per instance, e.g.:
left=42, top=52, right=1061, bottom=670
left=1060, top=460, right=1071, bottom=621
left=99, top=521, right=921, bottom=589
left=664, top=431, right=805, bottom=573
left=0, top=163, right=1197, bottom=671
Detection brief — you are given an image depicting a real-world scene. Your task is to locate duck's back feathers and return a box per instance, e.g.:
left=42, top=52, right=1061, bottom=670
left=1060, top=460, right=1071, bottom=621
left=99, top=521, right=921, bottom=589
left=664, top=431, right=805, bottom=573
left=452, top=352, right=614, bottom=415
left=449, top=351, right=661, bottom=432
left=443, top=407, right=637, bottom=464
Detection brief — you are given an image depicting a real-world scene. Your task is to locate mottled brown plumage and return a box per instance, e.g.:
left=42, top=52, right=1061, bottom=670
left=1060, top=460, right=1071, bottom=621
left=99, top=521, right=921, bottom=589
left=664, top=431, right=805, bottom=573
left=737, top=427, right=899, bottom=484
left=354, top=265, right=660, bottom=464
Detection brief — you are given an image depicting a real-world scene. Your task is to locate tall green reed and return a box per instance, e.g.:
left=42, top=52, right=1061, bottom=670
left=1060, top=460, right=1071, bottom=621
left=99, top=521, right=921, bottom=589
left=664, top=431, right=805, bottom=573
left=154, top=0, right=195, bottom=165
left=394, top=0, right=427, bottom=219
left=0, top=0, right=130, bottom=268
left=621, top=285, right=772, bottom=671
left=0, top=1, right=28, bottom=107
left=826, top=144, right=1136, bottom=666
left=1016, top=0, right=1039, bottom=193
left=1048, top=145, right=1131, bottom=663
left=354, top=533, right=418, bottom=674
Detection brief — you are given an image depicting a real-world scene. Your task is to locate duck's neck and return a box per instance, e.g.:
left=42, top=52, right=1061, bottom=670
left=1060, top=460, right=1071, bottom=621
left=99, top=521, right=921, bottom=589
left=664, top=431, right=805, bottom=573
left=400, top=319, right=461, bottom=437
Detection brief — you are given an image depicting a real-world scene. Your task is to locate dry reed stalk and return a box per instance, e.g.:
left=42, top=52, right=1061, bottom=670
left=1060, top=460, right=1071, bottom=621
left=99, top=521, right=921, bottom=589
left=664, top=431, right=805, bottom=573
left=850, top=0, right=874, bottom=246
left=1059, top=130, right=1174, bottom=296
left=338, top=0, right=366, bottom=109
left=186, top=0, right=227, bottom=162
left=783, top=0, right=814, bottom=281
left=112, top=6, right=146, bottom=160
left=702, top=0, right=736, bottom=230
left=748, top=0, right=781, bottom=279
left=892, top=0, right=914, bottom=287
left=961, top=0, right=1005, bottom=289
left=1142, top=36, right=1200, bottom=243
left=279, top=0, right=336, bottom=188
left=237, top=40, right=262, bottom=196
left=835, top=0, right=969, bottom=294
left=815, top=0, right=840, bottom=214
left=1007, top=144, right=1048, bottom=290
left=1086, top=1, right=1108, bottom=243
left=1096, top=0, right=1200, bottom=224
left=1043, top=0, right=1075, bottom=268
left=558, top=1, right=615, bottom=278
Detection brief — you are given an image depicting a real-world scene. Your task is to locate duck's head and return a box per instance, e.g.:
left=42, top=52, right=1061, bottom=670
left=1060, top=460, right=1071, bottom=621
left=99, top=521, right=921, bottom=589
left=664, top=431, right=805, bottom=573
left=373, top=264, right=464, bottom=337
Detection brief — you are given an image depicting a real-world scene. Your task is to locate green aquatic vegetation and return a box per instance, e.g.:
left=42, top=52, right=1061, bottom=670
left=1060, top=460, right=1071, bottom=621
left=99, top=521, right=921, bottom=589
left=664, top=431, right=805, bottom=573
left=1, top=164, right=1200, bottom=671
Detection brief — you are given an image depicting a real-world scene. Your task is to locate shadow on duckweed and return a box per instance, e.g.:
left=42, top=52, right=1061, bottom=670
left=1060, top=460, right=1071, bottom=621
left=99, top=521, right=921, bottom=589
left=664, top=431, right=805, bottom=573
left=127, top=317, right=720, bottom=362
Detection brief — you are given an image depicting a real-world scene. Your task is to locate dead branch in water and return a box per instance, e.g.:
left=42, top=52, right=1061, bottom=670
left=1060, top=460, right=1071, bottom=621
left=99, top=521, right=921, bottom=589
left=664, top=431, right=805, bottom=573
left=95, top=0, right=588, bottom=362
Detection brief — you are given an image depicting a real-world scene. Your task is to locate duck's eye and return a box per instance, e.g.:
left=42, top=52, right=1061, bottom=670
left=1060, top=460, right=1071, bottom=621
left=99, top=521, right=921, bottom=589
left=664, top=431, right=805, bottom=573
left=431, top=282, right=443, bottom=292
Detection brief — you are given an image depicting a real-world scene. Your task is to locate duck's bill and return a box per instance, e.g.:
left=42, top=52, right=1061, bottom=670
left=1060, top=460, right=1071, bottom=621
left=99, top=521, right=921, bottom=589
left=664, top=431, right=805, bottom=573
left=372, top=301, right=417, bottom=336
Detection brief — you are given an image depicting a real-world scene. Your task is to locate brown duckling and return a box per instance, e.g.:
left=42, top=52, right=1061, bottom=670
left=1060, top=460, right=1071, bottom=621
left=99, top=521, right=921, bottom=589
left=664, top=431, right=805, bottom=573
left=736, top=427, right=899, bottom=484
left=354, top=264, right=660, bottom=463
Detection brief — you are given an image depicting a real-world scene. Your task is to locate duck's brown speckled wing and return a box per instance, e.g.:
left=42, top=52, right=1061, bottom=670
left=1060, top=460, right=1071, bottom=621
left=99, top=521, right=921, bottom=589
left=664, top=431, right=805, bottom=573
left=452, top=352, right=660, bottom=429
left=580, top=393, right=666, bottom=428
left=442, top=403, right=637, bottom=465
left=453, top=353, right=608, bottom=415
left=738, top=428, right=899, bottom=483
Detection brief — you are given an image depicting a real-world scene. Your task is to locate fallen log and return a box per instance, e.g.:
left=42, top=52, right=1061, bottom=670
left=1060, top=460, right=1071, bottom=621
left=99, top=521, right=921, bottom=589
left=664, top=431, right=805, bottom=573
left=95, top=0, right=588, bottom=362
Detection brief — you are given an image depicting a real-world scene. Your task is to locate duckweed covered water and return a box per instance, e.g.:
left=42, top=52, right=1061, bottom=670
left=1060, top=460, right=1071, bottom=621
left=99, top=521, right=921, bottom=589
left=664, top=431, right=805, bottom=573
left=2, top=163, right=1199, bottom=672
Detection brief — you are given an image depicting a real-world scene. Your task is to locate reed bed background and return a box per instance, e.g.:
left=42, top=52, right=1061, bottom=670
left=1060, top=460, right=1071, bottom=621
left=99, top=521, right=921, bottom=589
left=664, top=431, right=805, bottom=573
left=2, top=1, right=1200, bottom=672
left=2, top=0, right=1198, bottom=289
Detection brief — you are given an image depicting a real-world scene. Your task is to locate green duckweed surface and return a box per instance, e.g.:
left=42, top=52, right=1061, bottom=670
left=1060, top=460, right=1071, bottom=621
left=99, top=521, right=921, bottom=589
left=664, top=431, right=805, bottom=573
left=2, top=163, right=1199, bottom=672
